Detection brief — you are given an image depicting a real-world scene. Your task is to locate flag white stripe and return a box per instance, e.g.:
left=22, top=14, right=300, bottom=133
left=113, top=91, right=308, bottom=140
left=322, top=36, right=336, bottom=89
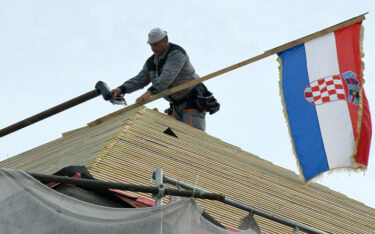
left=304, top=33, right=356, bottom=168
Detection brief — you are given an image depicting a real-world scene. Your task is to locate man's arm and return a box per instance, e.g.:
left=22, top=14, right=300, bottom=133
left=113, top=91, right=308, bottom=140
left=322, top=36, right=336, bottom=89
left=113, top=63, right=151, bottom=96
left=147, top=50, right=186, bottom=95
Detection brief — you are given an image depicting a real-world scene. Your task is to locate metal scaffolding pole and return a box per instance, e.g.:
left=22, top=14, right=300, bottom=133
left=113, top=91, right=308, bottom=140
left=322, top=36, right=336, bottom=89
left=28, top=172, right=225, bottom=202
left=151, top=168, right=164, bottom=207
left=162, top=175, right=326, bottom=234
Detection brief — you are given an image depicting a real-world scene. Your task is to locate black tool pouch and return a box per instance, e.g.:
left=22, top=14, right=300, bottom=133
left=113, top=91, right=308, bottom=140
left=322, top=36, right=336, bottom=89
left=193, top=83, right=220, bottom=115
left=164, top=103, right=174, bottom=116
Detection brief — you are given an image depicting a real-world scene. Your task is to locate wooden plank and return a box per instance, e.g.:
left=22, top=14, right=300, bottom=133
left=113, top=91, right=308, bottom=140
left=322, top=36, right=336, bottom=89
left=265, top=13, right=366, bottom=55
left=88, top=13, right=367, bottom=127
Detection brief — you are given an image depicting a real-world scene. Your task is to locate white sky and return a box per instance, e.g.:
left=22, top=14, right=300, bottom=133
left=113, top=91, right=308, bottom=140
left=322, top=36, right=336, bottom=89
left=1, top=0, right=375, bottom=209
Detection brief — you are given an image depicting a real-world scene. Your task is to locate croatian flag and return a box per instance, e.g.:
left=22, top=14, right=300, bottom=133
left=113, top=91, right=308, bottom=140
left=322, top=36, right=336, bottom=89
left=278, top=22, right=372, bottom=181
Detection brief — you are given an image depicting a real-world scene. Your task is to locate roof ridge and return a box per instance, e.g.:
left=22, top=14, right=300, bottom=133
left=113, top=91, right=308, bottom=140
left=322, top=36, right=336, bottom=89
left=61, top=126, right=89, bottom=137
left=87, top=106, right=146, bottom=172
left=87, top=104, right=144, bottom=128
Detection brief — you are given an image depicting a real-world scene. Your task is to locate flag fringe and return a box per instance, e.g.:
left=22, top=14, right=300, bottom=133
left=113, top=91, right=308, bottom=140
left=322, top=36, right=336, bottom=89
left=311, top=166, right=366, bottom=185
left=350, top=24, right=367, bottom=169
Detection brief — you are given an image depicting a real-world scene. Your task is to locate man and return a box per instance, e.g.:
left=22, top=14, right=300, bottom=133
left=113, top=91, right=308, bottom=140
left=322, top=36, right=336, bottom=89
left=112, top=28, right=213, bottom=130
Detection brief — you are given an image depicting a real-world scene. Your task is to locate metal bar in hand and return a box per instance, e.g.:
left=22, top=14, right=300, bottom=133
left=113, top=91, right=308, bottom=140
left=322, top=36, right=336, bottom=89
left=162, top=175, right=327, bottom=234
left=28, top=172, right=225, bottom=202
left=0, top=89, right=100, bottom=138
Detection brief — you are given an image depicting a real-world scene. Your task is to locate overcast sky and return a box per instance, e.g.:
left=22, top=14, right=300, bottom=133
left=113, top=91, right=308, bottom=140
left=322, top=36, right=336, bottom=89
left=1, top=0, right=375, bottom=209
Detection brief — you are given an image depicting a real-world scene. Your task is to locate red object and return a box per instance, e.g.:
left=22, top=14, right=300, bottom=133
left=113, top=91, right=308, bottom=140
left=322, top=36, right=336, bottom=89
left=335, top=22, right=372, bottom=166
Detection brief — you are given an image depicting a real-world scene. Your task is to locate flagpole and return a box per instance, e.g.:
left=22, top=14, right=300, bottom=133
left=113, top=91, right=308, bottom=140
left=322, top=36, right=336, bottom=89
left=268, top=14, right=367, bottom=54
left=89, top=13, right=366, bottom=127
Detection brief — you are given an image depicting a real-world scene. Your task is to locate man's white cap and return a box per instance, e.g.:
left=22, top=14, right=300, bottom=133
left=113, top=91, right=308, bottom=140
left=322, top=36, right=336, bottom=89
left=147, top=28, right=167, bottom=44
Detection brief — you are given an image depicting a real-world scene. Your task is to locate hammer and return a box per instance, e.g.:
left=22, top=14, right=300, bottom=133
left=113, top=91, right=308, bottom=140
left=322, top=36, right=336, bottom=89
left=0, top=81, right=124, bottom=138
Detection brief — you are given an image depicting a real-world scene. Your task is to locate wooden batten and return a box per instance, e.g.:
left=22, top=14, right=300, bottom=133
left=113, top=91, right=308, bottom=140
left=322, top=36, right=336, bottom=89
left=88, top=13, right=367, bottom=127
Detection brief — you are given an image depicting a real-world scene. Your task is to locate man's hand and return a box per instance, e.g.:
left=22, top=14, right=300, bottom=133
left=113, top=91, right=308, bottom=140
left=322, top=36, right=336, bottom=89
left=136, top=90, right=152, bottom=105
left=112, top=88, right=122, bottom=97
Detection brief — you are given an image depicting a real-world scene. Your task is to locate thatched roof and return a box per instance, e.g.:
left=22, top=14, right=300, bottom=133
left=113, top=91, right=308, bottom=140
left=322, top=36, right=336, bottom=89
left=1, top=106, right=374, bottom=233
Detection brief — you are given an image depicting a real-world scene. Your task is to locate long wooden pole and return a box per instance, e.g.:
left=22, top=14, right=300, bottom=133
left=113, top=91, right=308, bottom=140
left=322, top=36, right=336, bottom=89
left=0, top=90, right=100, bottom=137
left=88, top=13, right=367, bottom=127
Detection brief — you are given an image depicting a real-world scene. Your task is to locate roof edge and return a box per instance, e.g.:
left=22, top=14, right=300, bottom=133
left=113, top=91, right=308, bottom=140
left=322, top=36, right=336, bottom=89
left=61, top=126, right=89, bottom=137
left=87, top=105, right=144, bottom=128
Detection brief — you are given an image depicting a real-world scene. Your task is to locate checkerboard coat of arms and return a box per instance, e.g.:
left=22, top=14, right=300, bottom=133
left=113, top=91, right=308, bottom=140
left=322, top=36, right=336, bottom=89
left=303, top=71, right=360, bottom=106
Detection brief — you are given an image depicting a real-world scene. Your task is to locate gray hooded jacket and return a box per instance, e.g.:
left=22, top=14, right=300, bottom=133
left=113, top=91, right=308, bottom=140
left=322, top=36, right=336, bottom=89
left=119, top=43, right=199, bottom=103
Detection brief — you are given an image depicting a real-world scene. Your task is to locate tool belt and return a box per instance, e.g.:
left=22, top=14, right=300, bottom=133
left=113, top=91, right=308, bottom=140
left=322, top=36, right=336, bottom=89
left=165, top=83, right=220, bottom=115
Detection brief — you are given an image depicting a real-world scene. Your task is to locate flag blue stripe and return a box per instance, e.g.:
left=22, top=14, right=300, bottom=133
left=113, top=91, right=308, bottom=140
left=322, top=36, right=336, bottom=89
left=279, top=44, right=329, bottom=180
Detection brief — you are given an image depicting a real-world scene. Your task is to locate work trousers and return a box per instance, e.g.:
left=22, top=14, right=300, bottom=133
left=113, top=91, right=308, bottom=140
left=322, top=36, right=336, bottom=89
left=171, top=100, right=206, bottom=131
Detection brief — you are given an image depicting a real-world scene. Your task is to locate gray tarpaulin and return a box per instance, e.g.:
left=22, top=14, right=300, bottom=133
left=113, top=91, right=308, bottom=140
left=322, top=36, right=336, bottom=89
left=0, top=169, right=257, bottom=234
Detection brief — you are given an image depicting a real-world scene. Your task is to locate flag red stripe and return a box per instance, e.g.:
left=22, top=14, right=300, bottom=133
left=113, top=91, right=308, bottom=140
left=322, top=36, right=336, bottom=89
left=335, top=22, right=371, bottom=165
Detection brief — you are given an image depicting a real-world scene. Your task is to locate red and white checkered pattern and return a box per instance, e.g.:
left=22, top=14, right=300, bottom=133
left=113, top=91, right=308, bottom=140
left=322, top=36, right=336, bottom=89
left=304, top=75, right=346, bottom=105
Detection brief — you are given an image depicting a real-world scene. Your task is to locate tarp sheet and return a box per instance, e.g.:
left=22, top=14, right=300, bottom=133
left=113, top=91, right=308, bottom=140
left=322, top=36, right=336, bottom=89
left=0, top=168, right=257, bottom=234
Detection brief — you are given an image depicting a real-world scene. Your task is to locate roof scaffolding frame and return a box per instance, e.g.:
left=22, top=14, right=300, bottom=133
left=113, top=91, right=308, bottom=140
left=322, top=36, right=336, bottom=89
left=29, top=169, right=327, bottom=233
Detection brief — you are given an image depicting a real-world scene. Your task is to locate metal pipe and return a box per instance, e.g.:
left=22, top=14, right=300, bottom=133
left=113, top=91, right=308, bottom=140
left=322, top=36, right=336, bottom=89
left=152, top=168, right=164, bottom=207
left=0, top=89, right=100, bottom=138
left=163, top=176, right=327, bottom=234
left=28, top=172, right=225, bottom=202
left=152, top=169, right=164, bottom=234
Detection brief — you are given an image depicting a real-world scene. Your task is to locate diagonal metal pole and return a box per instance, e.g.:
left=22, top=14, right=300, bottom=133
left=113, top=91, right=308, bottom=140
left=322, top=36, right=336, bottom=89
left=27, top=172, right=225, bottom=201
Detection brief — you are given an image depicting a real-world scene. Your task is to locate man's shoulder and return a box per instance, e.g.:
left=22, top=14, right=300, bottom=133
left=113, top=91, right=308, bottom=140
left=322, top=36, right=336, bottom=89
left=146, top=54, right=155, bottom=63
left=169, top=43, right=187, bottom=56
left=144, top=43, right=187, bottom=71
